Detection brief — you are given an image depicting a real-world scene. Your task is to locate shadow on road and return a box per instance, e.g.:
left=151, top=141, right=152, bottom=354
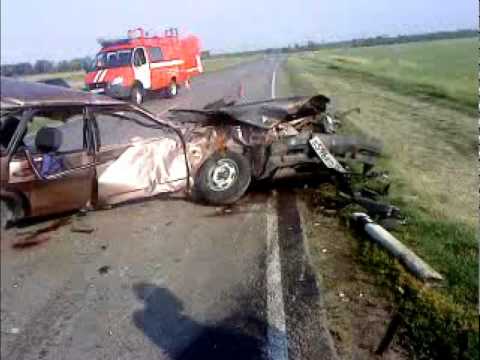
left=132, top=283, right=266, bottom=360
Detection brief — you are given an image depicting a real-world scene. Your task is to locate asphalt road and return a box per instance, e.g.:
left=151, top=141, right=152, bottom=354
left=1, top=57, right=337, bottom=360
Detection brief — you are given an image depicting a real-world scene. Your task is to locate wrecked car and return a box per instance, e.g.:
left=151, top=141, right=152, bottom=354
left=0, top=77, right=382, bottom=228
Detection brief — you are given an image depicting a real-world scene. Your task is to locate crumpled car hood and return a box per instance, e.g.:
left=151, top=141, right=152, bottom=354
left=171, top=95, right=331, bottom=129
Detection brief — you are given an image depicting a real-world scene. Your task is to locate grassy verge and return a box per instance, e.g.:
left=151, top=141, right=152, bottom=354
left=22, top=71, right=85, bottom=89
left=305, top=38, right=477, bottom=114
left=280, top=40, right=478, bottom=358
left=23, top=71, right=85, bottom=83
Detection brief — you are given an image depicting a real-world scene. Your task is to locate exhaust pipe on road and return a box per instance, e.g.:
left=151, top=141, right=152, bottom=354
left=351, top=212, right=443, bottom=282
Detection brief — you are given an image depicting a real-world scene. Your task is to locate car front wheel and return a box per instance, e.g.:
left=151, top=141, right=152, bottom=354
left=130, top=84, right=144, bottom=105
left=195, top=151, right=252, bottom=205
left=1, top=199, right=16, bottom=229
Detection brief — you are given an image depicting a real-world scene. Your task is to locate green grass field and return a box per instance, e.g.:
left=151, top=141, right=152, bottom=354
left=279, top=37, right=478, bottom=358
left=22, top=71, right=86, bottom=89
left=309, top=38, right=477, bottom=112
left=202, top=54, right=261, bottom=72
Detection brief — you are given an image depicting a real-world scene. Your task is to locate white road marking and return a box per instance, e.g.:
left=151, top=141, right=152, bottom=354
left=271, top=67, right=277, bottom=99
left=157, top=63, right=289, bottom=360
left=266, top=193, right=289, bottom=360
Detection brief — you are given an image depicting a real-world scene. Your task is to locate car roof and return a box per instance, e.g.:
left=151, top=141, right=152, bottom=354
left=1, top=77, right=126, bottom=110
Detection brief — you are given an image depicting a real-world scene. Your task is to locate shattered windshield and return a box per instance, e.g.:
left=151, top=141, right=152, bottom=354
left=94, top=49, right=132, bottom=70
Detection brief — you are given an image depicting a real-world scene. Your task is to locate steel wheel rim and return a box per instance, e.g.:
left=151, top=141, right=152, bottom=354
left=208, top=159, right=239, bottom=192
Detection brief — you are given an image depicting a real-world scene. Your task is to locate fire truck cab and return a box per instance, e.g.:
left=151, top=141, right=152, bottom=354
left=85, top=28, right=202, bottom=104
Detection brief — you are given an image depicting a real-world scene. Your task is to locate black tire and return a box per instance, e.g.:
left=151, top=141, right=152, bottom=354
left=195, top=151, right=252, bottom=205
left=1, top=199, right=15, bottom=230
left=130, top=83, right=144, bottom=105
left=167, top=80, right=178, bottom=98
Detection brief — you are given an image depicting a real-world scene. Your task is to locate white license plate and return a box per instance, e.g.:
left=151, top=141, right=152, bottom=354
left=309, top=136, right=346, bottom=173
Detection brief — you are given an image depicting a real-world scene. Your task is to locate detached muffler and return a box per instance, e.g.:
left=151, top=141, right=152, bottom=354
left=351, top=213, right=443, bottom=282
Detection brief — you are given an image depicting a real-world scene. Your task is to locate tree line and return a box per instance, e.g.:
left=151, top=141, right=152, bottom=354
left=1, top=56, right=93, bottom=77
left=2, top=29, right=476, bottom=76
left=211, top=29, right=477, bottom=58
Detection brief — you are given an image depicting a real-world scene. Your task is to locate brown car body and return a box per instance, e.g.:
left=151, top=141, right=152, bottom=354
left=1, top=78, right=381, bottom=227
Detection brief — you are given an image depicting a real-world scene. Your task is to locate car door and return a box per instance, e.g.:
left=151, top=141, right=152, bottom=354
left=25, top=151, right=96, bottom=217
left=92, top=110, right=188, bottom=206
left=7, top=113, right=97, bottom=218
left=148, top=47, right=168, bottom=90
left=132, top=47, right=151, bottom=90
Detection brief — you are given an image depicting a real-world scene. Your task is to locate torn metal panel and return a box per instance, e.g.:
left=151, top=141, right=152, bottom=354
left=98, top=137, right=187, bottom=205
left=172, top=94, right=331, bottom=130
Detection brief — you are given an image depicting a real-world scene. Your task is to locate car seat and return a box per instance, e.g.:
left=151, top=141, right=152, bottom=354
left=35, top=127, right=63, bottom=153
left=34, top=127, right=64, bottom=177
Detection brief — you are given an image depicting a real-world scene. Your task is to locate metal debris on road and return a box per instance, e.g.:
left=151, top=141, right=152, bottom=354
left=9, top=327, right=20, bottom=334
left=70, top=222, right=95, bottom=234
left=98, top=265, right=111, bottom=275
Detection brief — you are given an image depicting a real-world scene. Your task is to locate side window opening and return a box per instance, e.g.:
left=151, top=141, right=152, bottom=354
left=25, top=113, right=86, bottom=154
left=6, top=110, right=94, bottom=179
left=2, top=111, right=88, bottom=156
left=93, top=111, right=173, bottom=149
left=0, top=115, right=22, bottom=154
left=149, top=47, right=164, bottom=62
left=106, top=52, right=117, bottom=67
left=133, top=48, right=147, bottom=66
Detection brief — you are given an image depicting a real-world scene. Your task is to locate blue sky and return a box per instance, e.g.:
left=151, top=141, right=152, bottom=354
left=1, top=0, right=476, bottom=64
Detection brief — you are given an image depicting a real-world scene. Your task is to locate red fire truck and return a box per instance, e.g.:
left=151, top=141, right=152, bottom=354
left=85, top=28, right=202, bottom=104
